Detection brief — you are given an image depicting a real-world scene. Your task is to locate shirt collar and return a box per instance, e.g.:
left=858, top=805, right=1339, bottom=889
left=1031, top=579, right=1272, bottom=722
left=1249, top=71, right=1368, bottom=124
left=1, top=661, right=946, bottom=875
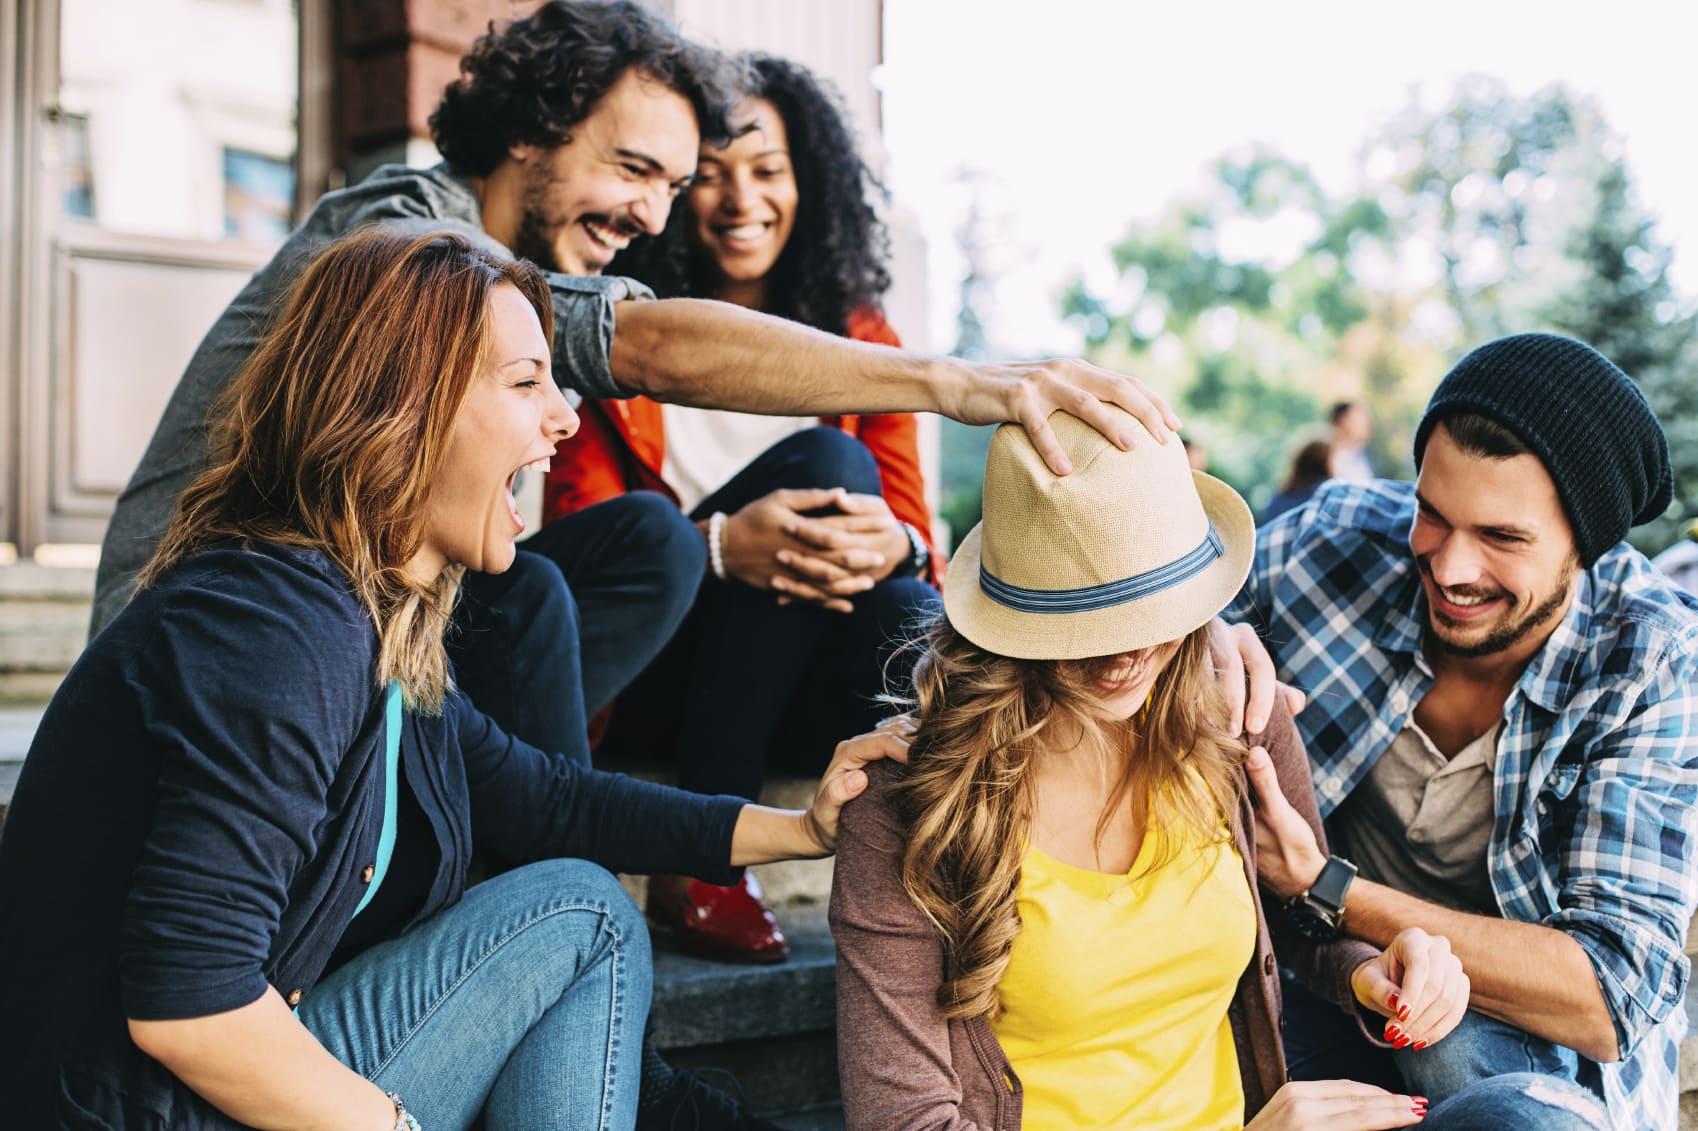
left=1516, top=569, right=1598, bottom=713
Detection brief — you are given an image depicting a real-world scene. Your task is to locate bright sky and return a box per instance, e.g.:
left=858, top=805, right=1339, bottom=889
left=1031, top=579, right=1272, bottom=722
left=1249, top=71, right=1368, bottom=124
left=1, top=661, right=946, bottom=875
left=880, top=0, right=1698, bottom=355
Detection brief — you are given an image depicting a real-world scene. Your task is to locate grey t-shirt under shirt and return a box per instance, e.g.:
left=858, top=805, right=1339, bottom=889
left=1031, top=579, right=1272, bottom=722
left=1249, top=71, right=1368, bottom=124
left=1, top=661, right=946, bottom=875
left=1328, top=718, right=1501, bottom=916
left=91, top=163, right=653, bottom=632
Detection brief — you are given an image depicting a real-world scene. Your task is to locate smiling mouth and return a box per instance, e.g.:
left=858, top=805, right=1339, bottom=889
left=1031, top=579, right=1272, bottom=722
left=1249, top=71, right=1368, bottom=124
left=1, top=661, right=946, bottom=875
left=712, top=222, right=773, bottom=247
left=583, top=218, right=636, bottom=252
left=1429, top=581, right=1509, bottom=624
left=1097, top=655, right=1153, bottom=692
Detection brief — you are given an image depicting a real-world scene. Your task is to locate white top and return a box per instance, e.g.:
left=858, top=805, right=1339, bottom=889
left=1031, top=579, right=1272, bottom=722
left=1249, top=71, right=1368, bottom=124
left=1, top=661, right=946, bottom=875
left=660, top=404, right=816, bottom=513
left=1331, top=443, right=1375, bottom=482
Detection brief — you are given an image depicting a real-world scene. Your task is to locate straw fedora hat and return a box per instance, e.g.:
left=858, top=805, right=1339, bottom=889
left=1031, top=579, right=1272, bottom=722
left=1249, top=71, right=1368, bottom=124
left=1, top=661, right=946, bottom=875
left=943, top=410, right=1254, bottom=660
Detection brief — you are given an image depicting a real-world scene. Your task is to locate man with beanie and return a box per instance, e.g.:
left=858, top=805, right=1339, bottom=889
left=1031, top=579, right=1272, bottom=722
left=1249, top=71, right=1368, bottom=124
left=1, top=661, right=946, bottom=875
left=1229, top=333, right=1698, bottom=1129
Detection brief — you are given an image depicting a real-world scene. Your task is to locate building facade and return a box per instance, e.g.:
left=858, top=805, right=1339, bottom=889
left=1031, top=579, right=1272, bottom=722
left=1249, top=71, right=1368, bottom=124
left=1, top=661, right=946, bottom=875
left=0, top=0, right=916, bottom=561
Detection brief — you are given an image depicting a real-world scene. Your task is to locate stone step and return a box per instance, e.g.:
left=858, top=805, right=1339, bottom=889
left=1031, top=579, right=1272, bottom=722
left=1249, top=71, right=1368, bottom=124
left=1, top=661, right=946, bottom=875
left=650, top=903, right=841, bottom=1120
left=0, top=561, right=92, bottom=707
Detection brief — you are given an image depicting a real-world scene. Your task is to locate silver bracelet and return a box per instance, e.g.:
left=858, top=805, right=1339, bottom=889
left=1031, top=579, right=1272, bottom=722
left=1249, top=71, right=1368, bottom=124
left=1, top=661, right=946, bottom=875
left=386, top=1091, right=422, bottom=1131
left=708, top=511, right=729, bottom=582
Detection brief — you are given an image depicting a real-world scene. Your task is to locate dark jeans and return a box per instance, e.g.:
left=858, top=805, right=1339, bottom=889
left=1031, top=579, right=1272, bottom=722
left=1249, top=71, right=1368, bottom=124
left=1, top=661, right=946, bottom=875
left=605, top=428, right=940, bottom=799
left=1281, top=972, right=1611, bottom=1129
left=449, top=492, right=705, bottom=766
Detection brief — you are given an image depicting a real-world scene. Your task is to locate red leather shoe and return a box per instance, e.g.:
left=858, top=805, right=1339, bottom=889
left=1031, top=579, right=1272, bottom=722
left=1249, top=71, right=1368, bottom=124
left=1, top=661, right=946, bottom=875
left=648, top=873, right=790, bottom=964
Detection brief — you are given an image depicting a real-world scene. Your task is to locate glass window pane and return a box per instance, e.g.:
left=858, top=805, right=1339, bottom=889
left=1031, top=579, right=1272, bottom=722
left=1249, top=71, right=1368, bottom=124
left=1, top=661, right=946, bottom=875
left=57, top=0, right=298, bottom=243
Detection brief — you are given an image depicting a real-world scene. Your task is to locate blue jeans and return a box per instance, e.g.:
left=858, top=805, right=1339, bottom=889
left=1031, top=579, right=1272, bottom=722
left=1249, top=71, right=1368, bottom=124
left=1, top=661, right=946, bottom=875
left=451, top=492, right=705, bottom=764
left=1281, top=974, right=1611, bottom=1129
left=300, top=859, right=652, bottom=1131
left=603, top=428, right=940, bottom=798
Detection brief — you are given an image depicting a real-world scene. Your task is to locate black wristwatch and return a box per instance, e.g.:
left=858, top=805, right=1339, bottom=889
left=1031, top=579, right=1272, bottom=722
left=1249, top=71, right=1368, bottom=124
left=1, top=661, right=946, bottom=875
left=1284, top=856, right=1357, bottom=942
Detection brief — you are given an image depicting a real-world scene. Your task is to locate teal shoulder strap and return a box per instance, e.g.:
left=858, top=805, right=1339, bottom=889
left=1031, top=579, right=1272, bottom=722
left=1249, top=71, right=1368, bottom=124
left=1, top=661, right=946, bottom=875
left=352, top=680, right=404, bottom=919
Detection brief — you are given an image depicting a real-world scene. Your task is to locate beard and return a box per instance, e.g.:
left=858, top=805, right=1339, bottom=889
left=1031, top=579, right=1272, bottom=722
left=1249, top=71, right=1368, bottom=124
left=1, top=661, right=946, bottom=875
left=1421, top=557, right=1578, bottom=659
left=510, top=163, right=566, bottom=272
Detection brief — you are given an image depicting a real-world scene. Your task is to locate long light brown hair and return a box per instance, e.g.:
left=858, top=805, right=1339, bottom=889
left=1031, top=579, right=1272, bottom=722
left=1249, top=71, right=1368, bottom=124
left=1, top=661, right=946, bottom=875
left=891, top=615, right=1246, bottom=1021
left=139, top=228, right=553, bottom=712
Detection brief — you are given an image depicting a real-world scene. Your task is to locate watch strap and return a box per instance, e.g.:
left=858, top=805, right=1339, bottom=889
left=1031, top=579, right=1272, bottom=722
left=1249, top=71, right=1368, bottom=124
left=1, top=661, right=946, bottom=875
left=1305, top=855, right=1357, bottom=912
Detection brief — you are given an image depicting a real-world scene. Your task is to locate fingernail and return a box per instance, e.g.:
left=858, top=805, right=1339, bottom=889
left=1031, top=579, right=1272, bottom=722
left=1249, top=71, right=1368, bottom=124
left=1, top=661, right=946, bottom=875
left=1412, top=1097, right=1427, bottom=1105
left=1399, top=1004, right=1410, bottom=1022
left=1412, top=1040, right=1428, bottom=1050
left=1384, top=1024, right=1400, bottom=1041
left=1394, top=1036, right=1412, bottom=1049
left=1120, top=430, right=1138, bottom=449
left=1387, top=992, right=1398, bottom=1011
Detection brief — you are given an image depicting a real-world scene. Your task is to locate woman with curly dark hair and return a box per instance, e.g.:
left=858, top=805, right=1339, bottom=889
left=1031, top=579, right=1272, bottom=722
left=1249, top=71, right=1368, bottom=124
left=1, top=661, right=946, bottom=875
left=542, top=54, right=940, bottom=964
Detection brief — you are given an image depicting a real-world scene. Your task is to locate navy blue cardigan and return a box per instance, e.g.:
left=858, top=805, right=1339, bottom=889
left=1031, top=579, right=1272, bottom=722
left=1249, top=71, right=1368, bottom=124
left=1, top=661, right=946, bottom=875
left=0, top=543, right=745, bottom=1128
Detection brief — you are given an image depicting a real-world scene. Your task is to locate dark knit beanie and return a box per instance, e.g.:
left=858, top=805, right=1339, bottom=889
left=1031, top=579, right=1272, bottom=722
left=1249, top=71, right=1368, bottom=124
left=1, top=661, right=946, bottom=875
left=1413, top=333, right=1672, bottom=568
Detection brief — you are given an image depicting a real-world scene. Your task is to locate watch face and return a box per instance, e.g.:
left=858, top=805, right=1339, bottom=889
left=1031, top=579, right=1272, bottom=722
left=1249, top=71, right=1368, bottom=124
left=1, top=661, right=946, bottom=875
left=1287, top=911, right=1339, bottom=943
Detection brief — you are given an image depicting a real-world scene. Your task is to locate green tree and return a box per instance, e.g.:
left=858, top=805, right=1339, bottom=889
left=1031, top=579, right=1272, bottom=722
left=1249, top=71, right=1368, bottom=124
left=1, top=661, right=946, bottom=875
left=1062, top=79, right=1698, bottom=545
left=1536, top=160, right=1698, bottom=552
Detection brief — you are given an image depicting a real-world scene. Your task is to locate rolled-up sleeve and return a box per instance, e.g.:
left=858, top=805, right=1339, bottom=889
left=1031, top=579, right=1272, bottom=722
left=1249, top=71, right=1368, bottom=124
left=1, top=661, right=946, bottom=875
left=549, top=273, right=653, bottom=401
left=1547, top=649, right=1698, bottom=1058
left=119, top=564, right=369, bottom=1021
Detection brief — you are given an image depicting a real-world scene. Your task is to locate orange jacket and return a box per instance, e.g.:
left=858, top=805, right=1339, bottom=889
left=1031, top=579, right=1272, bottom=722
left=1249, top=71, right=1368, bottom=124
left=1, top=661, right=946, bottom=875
left=541, top=307, right=939, bottom=582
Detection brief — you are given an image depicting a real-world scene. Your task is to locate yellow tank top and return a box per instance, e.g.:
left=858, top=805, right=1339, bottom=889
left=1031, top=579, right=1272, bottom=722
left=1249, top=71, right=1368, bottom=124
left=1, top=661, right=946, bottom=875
left=990, top=827, right=1257, bottom=1129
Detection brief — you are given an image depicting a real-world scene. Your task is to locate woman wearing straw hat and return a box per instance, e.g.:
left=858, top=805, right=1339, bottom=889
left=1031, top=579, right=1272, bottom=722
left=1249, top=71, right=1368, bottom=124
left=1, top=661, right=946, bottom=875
left=830, top=410, right=1471, bottom=1129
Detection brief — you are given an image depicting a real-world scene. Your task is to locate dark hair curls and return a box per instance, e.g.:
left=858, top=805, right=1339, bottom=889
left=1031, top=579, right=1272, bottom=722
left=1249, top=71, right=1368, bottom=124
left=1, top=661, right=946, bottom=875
left=430, top=0, right=741, bottom=177
left=609, top=53, right=892, bottom=336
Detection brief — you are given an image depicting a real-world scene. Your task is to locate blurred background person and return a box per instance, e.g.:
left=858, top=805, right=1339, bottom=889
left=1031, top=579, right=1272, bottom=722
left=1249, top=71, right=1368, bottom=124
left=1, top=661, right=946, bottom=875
left=1329, top=400, right=1376, bottom=482
left=543, top=54, right=940, bottom=964
left=1261, top=437, right=1334, bottom=525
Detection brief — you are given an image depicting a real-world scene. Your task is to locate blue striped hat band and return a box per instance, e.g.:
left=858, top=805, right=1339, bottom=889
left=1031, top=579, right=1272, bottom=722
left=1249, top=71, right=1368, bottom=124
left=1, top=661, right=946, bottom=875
left=978, top=524, right=1224, bottom=615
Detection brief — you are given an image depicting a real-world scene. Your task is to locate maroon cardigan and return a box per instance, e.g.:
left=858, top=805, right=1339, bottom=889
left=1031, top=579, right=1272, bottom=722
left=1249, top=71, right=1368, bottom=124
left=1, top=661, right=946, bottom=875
left=830, top=702, right=1382, bottom=1131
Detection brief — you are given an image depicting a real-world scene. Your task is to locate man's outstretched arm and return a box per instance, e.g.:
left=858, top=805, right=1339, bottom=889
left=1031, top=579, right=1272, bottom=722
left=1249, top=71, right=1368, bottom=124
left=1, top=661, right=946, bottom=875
left=611, top=298, right=1182, bottom=475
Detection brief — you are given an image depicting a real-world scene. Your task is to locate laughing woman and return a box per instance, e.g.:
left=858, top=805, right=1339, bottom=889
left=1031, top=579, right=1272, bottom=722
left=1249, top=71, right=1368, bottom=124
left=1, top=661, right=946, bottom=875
left=0, top=228, right=885, bottom=1131
left=832, top=412, right=1471, bottom=1130
left=543, top=54, right=938, bottom=963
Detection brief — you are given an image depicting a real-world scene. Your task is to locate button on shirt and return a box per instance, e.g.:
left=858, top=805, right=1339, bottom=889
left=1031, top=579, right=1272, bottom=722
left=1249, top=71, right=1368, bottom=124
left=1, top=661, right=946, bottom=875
left=1229, top=480, right=1698, bottom=1131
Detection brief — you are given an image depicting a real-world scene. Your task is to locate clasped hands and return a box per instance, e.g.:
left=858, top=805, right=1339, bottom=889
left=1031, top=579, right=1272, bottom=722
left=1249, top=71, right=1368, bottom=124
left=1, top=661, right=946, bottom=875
left=718, top=487, right=912, bottom=613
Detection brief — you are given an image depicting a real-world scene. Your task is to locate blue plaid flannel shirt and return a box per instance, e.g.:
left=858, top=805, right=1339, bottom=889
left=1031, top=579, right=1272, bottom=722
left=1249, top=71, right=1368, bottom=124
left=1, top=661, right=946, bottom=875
left=1227, top=480, right=1698, bottom=1130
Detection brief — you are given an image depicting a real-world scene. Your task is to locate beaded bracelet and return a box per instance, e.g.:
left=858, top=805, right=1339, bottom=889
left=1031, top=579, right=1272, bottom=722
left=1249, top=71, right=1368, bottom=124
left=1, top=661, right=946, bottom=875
left=708, top=511, right=729, bottom=582
left=386, top=1091, right=422, bottom=1131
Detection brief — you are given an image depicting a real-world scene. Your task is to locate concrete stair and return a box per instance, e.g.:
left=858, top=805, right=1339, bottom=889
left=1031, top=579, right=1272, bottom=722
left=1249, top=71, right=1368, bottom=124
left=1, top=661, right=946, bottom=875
left=593, top=754, right=842, bottom=1123
left=652, top=904, right=842, bottom=1127
left=0, top=561, right=92, bottom=707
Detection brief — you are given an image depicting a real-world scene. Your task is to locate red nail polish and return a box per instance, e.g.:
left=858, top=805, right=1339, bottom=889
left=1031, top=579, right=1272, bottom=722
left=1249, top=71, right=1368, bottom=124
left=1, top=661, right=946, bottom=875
left=1412, top=1040, right=1428, bottom=1050
left=1413, top=1097, right=1428, bottom=1105
left=1385, top=1024, right=1400, bottom=1041
left=1399, top=1004, right=1411, bottom=1021
left=1387, top=992, right=1399, bottom=1010
left=1395, top=1036, right=1413, bottom=1049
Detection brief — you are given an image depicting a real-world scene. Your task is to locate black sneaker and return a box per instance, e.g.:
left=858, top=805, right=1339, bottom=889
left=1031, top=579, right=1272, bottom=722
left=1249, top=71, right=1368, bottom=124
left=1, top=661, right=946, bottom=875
left=636, top=1066, right=784, bottom=1131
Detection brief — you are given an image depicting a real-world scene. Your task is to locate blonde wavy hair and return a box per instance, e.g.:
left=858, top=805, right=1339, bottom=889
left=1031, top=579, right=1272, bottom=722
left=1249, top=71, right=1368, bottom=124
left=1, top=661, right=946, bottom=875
left=891, top=614, right=1246, bottom=1020
left=139, top=228, right=553, bottom=712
